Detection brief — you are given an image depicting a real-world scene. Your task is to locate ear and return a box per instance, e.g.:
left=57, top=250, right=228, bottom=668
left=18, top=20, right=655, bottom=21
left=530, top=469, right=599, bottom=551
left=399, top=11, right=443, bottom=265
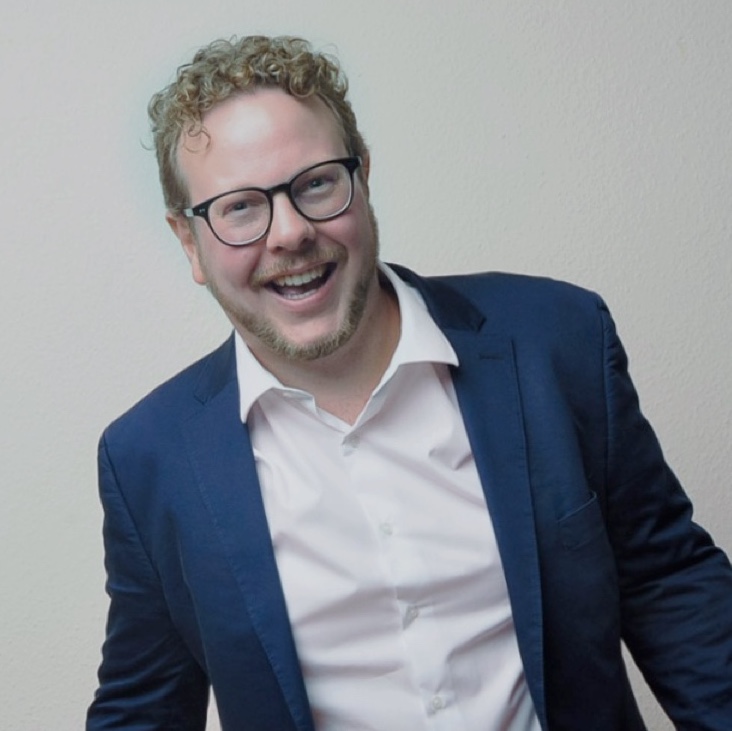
left=360, top=151, right=371, bottom=184
left=355, top=151, right=371, bottom=199
left=166, top=211, right=208, bottom=286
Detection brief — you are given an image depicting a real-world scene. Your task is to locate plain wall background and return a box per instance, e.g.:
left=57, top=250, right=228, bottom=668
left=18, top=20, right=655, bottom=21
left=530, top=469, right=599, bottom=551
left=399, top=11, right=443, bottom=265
left=2, top=2, right=731, bottom=729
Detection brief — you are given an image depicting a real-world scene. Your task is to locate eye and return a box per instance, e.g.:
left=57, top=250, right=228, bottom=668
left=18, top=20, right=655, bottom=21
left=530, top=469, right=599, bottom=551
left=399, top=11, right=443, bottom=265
left=215, top=190, right=267, bottom=220
left=294, top=168, right=341, bottom=200
left=306, top=175, right=330, bottom=189
left=224, top=200, right=248, bottom=215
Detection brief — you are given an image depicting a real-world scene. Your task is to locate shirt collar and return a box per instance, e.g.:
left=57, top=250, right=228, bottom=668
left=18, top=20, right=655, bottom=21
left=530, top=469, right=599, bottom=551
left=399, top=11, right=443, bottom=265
left=234, top=262, right=458, bottom=423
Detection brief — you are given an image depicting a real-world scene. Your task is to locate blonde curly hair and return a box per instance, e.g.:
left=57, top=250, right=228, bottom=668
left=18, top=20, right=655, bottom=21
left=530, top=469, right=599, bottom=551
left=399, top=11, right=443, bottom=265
left=148, top=35, right=367, bottom=213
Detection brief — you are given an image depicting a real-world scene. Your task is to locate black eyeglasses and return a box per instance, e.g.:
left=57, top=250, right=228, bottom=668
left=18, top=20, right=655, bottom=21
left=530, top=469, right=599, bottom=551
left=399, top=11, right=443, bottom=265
left=182, top=156, right=362, bottom=247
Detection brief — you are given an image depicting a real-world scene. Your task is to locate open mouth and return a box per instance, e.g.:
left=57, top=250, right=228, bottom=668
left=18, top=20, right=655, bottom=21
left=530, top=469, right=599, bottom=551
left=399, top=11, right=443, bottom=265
left=267, top=263, right=336, bottom=300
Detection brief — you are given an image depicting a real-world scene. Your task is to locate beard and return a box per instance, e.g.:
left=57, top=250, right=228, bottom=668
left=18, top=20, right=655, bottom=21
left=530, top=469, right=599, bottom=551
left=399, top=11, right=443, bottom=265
left=213, top=261, right=374, bottom=361
left=205, top=203, right=380, bottom=363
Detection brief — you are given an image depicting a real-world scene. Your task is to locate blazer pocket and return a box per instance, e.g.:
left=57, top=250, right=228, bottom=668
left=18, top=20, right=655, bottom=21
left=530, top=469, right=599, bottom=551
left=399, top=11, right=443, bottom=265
left=558, top=492, right=606, bottom=551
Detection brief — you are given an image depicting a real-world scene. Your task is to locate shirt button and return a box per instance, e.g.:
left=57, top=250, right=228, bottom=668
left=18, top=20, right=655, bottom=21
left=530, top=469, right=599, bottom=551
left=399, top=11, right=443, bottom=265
left=430, top=695, right=444, bottom=713
left=379, top=522, right=393, bottom=537
left=404, top=605, right=419, bottom=625
left=341, top=435, right=360, bottom=455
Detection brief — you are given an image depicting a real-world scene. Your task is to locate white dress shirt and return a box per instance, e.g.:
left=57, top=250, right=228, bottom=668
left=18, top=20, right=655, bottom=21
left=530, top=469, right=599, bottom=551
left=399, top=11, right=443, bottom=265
left=235, top=264, right=539, bottom=730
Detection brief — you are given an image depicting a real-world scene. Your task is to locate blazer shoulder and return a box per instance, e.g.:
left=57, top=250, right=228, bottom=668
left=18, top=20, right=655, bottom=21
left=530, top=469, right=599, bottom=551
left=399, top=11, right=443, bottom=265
left=391, top=263, right=605, bottom=316
left=101, top=336, right=235, bottom=447
left=438, top=270, right=605, bottom=315
left=392, top=264, right=609, bottom=340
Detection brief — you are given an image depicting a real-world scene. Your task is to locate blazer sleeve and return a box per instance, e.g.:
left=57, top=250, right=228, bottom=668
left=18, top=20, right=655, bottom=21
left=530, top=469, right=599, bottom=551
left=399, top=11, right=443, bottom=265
left=86, top=433, right=209, bottom=731
left=599, top=301, right=732, bottom=727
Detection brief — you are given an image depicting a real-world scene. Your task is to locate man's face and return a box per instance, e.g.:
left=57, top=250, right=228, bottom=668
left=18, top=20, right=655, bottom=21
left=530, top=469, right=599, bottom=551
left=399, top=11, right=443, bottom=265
left=168, top=88, right=379, bottom=365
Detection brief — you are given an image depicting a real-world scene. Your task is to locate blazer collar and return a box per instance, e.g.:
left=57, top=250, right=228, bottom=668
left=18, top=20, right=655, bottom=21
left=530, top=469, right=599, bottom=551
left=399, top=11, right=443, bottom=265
left=388, top=263, right=486, bottom=333
left=191, top=333, right=237, bottom=406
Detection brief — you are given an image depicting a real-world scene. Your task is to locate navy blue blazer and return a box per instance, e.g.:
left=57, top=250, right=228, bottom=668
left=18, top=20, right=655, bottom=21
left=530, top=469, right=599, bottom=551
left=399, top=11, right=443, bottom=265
left=88, top=267, right=732, bottom=730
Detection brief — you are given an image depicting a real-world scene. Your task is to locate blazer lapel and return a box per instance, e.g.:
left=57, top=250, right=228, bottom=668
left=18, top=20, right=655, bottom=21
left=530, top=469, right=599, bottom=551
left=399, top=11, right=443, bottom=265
left=393, top=266, right=547, bottom=726
left=181, top=339, right=314, bottom=731
left=448, top=330, right=546, bottom=725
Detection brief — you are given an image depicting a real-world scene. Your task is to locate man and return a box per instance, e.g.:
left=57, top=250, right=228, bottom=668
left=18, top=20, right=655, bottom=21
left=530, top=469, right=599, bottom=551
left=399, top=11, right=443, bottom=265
left=87, top=36, right=732, bottom=730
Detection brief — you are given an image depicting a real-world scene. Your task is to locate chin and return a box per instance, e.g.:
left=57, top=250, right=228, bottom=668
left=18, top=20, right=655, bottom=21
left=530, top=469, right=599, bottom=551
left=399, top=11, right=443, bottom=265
left=251, top=318, right=359, bottom=362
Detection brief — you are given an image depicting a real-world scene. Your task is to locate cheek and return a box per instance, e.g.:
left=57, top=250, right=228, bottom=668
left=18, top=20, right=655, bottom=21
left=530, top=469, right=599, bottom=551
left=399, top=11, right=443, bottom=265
left=205, top=245, right=260, bottom=288
left=328, top=209, right=374, bottom=254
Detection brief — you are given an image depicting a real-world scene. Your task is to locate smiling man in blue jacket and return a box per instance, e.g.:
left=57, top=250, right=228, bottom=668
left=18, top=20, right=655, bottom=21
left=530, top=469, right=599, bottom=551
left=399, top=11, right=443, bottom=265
left=87, top=35, right=732, bottom=730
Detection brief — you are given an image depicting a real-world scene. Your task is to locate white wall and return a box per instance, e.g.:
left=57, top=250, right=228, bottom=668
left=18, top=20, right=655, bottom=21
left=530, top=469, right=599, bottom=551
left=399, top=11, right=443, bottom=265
left=2, top=2, right=731, bottom=729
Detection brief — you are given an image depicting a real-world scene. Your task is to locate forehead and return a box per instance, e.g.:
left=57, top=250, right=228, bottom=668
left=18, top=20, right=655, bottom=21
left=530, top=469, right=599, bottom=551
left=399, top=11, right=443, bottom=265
left=176, top=88, right=346, bottom=199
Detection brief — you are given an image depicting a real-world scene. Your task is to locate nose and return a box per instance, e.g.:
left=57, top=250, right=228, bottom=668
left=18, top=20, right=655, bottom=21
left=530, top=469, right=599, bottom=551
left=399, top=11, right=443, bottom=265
left=265, top=191, right=315, bottom=252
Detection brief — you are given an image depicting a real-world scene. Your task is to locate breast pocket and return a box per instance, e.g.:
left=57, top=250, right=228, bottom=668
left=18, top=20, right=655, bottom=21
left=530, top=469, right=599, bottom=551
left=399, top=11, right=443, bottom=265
left=558, top=492, right=607, bottom=551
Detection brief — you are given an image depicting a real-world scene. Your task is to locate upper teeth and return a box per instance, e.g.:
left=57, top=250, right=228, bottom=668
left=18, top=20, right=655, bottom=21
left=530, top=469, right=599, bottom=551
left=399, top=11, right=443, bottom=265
left=273, top=265, right=326, bottom=287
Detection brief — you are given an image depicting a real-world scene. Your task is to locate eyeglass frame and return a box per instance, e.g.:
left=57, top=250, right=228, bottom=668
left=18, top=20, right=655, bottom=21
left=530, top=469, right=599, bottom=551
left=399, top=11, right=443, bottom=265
left=181, top=156, right=363, bottom=247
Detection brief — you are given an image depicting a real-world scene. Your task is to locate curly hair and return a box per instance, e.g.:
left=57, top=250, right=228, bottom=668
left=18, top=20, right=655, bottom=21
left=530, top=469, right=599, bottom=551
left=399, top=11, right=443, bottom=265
left=148, top=35, right=368, bottom=213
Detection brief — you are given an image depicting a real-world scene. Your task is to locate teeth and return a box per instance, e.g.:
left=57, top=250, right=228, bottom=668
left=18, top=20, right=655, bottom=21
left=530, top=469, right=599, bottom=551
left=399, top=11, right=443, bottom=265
left=273, top=265, right=326, bottom=288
